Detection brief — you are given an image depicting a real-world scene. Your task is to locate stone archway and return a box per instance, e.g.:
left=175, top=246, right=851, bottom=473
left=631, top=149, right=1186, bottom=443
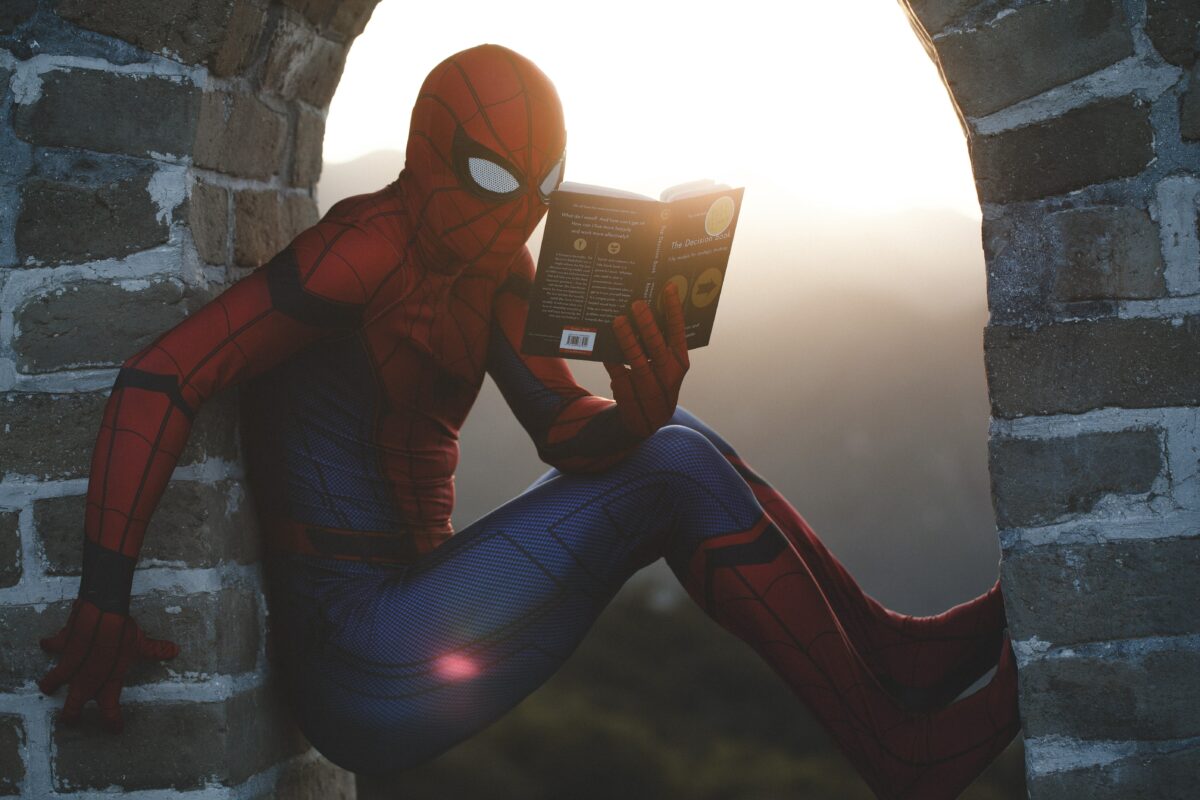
left=0, top=1, right=1195, bottom=797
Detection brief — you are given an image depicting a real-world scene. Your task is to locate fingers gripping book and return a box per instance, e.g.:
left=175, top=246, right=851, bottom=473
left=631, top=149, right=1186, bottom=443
left=520, top=180, right=744, bottom=363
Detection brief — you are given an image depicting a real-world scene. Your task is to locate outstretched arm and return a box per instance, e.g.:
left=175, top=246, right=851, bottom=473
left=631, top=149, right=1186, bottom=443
left=485, top=247, right=690, bottom=473
left=38, top=205, right=405, bottom=731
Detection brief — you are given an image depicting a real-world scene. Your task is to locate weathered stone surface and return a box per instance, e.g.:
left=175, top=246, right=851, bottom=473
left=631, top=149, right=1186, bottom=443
left=211, top=0, right=269, bottom=77
left=984, top=317, right=1200, bottom=418
left=194, top=91, right=286, bottom=180
left=56, top=0, right=234, bottom=67
left=14, top=278, right=211, bottom=372
left=234, top=190, right=316, bottom=266
left=1003, top=536, right=1200, bottom=644
left=0, top=509, right=19, bottom=589
left=1146, top=0, right=1200, bottom=67
left=905, top=0, right=975, bottom=34
left=16, top=172, right=167, bottom=266
left=52, top=686, right=306, bottom=791
left=0, top=0, right=35, bottom=34
left=971, top=97, right=1154, bottom=204
left=291, top=105, right=325, bottom=187
left=1029, top=742, right=1200, bottom=799
left=990, top=429, right=1161, bottom=529
left=0, top=388, right=239, bottom=481
left=36, top=480, right=258, bottom=574
left=938, top=0, right=1134, bottom=118
left=281, top=0, right=375, bottom=42
left=13, top=69, right=200, bottom=158
left=0, top=715, right=24, bottom=796
left=263, top=18, right=348, bottom=107
left=1051, top=206, right=1165, bottom=301
left=189, top=179, right=230, bottom=264
left=1020, top=648, right=1200, bottom=740
left=275, top=754, right=355, bottom=800
left=0, top=393, right=108, bottom=480
left=0, top=600, right=70, bottom=691
left=1182, top=70, right=1200, bottom=141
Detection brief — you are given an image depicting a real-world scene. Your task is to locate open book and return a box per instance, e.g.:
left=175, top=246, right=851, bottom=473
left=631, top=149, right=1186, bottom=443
left=520, top=179, right=744, bottom=362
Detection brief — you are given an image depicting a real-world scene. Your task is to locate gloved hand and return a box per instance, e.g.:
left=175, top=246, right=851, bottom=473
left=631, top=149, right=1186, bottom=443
left=38, top=598, right=180, bottom=733
left=603, top=281, right=690, bottom=438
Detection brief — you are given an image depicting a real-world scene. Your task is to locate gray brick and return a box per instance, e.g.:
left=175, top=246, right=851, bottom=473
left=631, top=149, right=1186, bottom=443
left=0, top=600, right=70, bottom=691
left=0, top=0, right=34, bottom=35
left=195, top=91, right=286, bottom=180
left=1146, top=0, right=1200, bottom=68
left=35, top=480, right=259, bottom=575
left=1182, top=70, right=1200, bottom=142
left=52, top=685, right=306, bottom=791
left=0, top=387, right=239, bottom=481
left=989, top=428, right=1162, bottom=529
left=56, top=0, right=236, bottom=68
left=905, top=0, right=976, bottom=34
left=13, top=69, right=200, bottom=158
left=1029, top=742, right=1199, bottom=799
left=263, top=18, right=347, bottom=107
left=937, top=0, right=1134, bottom=118
left=971, top=97, right=1154, bottom=203
left=188, top=179, right=230, bottom=264
left=281, top=0, right=375, bottom=43
left=984, top=317, right=1200, bottom=418
left=1003, top=537, right=1200, bottom=644
left=1051, top=207, right=1165, bottom=301
left=0, top=509, right=19, bottom=589
left=291, top=105, right=325, bottom=187
left=275, top=754, right=355, bottom=800
left=0, top=715, right=24, bottom=796
left=1020, top=648, right=1200, bottom=740
left=14, top=278, right=212, bottom=373
left=16, top=172, right=167, bottom=266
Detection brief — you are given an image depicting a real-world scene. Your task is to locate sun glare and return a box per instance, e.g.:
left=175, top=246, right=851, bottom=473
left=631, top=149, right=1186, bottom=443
left=322, top=2, right=979, bottom=218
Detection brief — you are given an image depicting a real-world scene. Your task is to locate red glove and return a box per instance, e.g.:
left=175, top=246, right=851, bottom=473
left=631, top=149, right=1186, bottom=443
left=604, top=282, right=690, bottom=438
left=39, top=598, right=179, bottom=733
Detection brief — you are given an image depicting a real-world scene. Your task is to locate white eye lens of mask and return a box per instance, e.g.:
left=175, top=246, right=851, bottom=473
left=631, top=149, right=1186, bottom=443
left=539, top=159, right=564, bottom=198
left=467, top=157, right=520, bottom=194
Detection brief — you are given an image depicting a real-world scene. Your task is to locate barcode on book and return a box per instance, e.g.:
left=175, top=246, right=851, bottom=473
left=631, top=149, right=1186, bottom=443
left=559, top=328, right=596, bottom=352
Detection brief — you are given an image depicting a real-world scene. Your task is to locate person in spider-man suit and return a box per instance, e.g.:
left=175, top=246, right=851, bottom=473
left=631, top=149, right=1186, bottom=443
left=37, top=43, right=1019, bottom=799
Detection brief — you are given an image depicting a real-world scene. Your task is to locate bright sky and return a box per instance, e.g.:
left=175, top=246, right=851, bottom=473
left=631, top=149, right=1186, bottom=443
left=322, top=1, right=981, bottom=219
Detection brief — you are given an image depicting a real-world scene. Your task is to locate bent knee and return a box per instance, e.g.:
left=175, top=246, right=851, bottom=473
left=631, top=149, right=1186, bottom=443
left=638, top=424, right=726, bottom=468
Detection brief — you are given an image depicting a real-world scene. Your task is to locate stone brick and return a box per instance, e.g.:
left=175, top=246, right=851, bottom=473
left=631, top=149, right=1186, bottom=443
left=0, top=0, right=35, bottom=34
left=14, top=278, right=211, bottom=373
left=0, top=600, right=70, bottom=691
left=1182, top=70, right=1200, bottom=142
left=984, top=317, right=1200, bottom=418
left=0, top=392, right=108, bottom=480
left=970, top=97, right=1153, bottom=204
left=275, top=754, right=355, bottom=800
left=1051, top=206, right=1165, bottom=301
left=55, top=0, right=234, bottom=67
left=1029, top=743, right=1199, bottom=799
left=14, top=68, right=200, bottom=158
left=1146, top=0, right=1200, bottom=67
left=1021, top=648, right=1200, bottom=740
left=1003, top=536, right=1200, bottom=644
left=36, top=480, right=258, bottom=575
left=52, top=685, right=306, bottom=791
left=905, top=0, right=975, bottom=34
left=188, top=179, right=230, bottom=264
left=194, top=91, right=287, bottom=180
left=235, top=189, right=282, bottom=267
left=16, top=172, right=168, bottom=266
left=937, top=0, right=1134, bottom=118
left=263, top=18, right=348, bottom=107
left=211, top=0, right=270, bottom=77
left=0, top=715, right=24, bottom=796
left=291, top=105, right=325, bottom=187
left=0, top=509, right=19, bottom=589
left=990, top=429, right=1161, bottom=528
left=281, top=0, right=375, bottom=42
left=0, top=387, right=239, bottom=481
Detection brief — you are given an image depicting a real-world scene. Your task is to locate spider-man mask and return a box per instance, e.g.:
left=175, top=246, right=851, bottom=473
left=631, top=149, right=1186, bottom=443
left=401, top=44, right=567, bottom=275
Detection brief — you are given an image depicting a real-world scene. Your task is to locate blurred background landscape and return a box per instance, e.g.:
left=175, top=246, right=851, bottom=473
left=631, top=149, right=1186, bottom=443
left=324, top=2, right=1026, bottom=796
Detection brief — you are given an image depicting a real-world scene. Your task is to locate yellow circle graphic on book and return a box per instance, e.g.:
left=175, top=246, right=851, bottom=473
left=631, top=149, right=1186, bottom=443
left=691, top=267, right=723, bottom=308
left=704, top=196, right=735, bottom=237
left=658, top=275, right=689, bottom=313
left=573, top=238, right=587, bottom=251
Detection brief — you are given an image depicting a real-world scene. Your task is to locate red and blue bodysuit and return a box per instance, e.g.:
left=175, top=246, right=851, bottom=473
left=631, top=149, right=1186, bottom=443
left=38, top=44, right=1020, bottom=799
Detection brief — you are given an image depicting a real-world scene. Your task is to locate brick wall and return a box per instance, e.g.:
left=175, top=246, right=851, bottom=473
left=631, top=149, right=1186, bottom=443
left=902, top=0, right=1200, bottom=796
left=0, top=1, right=373, bottom=796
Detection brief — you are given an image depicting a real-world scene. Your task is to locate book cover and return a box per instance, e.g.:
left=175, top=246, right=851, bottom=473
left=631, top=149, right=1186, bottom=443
left=521, top=183, right=744, bottom=362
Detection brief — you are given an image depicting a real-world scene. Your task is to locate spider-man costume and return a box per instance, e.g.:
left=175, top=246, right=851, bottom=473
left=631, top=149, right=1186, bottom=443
left=38, top=44, right=1020, bottom=799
